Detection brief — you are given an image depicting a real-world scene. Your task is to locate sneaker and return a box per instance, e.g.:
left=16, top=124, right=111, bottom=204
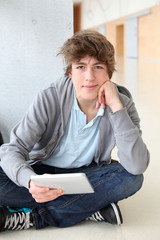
left=0, top=206, right=34, bottom=231
left=86, top=203, right=123, bottom=225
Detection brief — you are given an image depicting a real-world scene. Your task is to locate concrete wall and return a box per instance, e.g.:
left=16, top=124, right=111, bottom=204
left=0, top=0, right=73, bottom=142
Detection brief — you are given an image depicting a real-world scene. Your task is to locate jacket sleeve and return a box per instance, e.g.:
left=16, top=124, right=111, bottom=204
left=0, top=89, right=59, bottom=188
left=108, top=96, right=150, bottom=175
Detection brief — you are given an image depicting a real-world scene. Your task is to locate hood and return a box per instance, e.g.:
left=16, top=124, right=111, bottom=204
left=113, top=82, right=133, bottom=100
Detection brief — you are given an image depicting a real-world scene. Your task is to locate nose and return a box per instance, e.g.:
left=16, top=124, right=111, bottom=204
left=85, top=68, right=95, bottom=81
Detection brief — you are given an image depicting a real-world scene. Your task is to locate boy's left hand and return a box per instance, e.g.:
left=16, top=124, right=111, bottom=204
left=96, top=81, right=123, bottom=113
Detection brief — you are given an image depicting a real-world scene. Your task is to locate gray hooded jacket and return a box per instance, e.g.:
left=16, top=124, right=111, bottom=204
left=0, top=76, right=150, bottom=189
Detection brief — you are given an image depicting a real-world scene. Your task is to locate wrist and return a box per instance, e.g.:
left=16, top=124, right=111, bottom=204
left=109, top=101, right=123, bottom=113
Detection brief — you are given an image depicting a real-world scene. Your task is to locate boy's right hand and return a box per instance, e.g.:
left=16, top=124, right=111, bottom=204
left=29, top=180, right=64, bottom=203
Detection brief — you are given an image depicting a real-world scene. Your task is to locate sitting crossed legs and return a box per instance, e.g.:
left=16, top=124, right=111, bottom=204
left=0, top=162, right=143, bottom=231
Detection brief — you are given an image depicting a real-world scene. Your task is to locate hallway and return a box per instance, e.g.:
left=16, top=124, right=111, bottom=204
left=1, top=57, right=160, bottom=239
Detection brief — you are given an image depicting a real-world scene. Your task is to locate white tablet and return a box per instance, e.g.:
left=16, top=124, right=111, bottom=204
left=31, top=173, right=94, bottom=194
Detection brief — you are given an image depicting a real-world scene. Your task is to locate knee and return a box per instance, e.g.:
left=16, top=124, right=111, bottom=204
left=132, top=173, right=144, bottom=191
left=123, top=171, right=144, bottom=197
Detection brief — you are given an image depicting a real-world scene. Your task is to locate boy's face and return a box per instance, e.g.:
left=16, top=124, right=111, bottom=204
left=69, top=55, right=109, bottom=104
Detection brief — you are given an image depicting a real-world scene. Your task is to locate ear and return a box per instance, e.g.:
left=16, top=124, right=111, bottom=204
left=68, top=72, right=72, bottom=78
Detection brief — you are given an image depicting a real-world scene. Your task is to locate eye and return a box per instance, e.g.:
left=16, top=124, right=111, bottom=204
left=76, top=65, right=85, bottom=70
left=94, top=65, right=104, bottom=70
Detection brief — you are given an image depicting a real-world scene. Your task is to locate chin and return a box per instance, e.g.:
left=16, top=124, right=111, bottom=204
left=83, top=96, right=97, bottom=101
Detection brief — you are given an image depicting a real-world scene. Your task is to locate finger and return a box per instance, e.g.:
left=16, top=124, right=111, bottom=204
left=29, top=184, right=50, bottom=194
left=96, top=100, right=100, bottom=109
left=98, top=89, right=104, bottom=104
left=33, top=189, right=64, bottom=203
left=98, top=89, right=106, bottom=108
left=50, top=188, right=64, bottom=195
left=31, top=187, right=64, bottom=198
left=33, top=195, right=59, bottom=203
left=100, top=95, right=106, bottom=109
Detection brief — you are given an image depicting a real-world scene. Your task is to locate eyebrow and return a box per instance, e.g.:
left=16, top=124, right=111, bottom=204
left=73, top=61, right=105, bottom=66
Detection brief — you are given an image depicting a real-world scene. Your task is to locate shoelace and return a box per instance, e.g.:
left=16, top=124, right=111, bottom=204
left=4, top=212, right=33, bottom=230
left=86, top=211, right=105, bottom=222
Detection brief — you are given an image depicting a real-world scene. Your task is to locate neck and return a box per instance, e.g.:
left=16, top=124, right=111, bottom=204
left=76, top=97, right=98, bottom=123
left=77, top=97, right=96, bottom=111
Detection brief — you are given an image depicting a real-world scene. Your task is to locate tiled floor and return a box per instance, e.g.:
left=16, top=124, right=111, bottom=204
left=1, top=57, right=160, bottom=239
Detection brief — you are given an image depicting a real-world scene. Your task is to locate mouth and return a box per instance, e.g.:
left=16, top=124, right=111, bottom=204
left=83, top=84, right=98, bottom=90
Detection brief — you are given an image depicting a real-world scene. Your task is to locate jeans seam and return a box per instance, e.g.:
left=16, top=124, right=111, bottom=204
left=39, top=194, right=84, bottom=213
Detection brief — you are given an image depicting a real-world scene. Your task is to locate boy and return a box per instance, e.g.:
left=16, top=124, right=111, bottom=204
left=0, top=30, right=149, bottom=231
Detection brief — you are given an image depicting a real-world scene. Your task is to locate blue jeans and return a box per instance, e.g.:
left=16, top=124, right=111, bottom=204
left=0, top=162, right=143, bottom=229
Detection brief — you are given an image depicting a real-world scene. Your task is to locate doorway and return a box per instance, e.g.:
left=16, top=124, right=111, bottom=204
left=116, top=24, right=124, bottom=55
left=74, top=3, right=81, bottom=33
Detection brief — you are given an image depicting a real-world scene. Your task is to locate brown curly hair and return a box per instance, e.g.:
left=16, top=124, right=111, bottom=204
left=58, top=30, right=116, bottom=79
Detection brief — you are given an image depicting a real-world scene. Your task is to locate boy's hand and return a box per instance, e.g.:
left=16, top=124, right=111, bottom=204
left=29, top=180, right=64, bottom=203
left=96, top=81, right=123, bottom=112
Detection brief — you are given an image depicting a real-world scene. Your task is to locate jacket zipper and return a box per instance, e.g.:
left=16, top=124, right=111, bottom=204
left=107, top=141, right=116, bottom=165
left=29, top=134, right=59, bottom=161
